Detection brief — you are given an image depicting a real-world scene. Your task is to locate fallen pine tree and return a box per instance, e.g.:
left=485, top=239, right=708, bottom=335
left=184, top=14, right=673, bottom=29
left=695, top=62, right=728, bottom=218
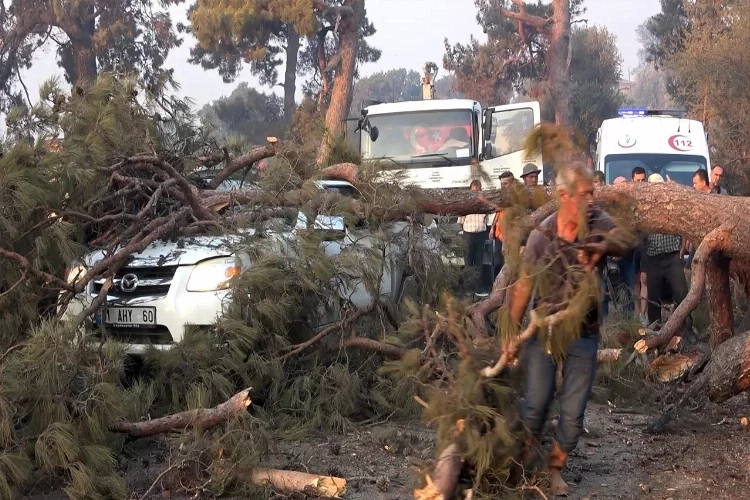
left=3, top=77, right=750, bottom=498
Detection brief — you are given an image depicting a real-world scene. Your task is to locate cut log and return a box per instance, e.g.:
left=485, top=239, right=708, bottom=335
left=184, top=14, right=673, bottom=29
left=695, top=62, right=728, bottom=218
left=109, top=388, right=251, bottom=438
left=247, top=467, right=346, bottom=497
left=414, top=444, right=462, bottom=500
left=648, top=352, right=702, bottom=383
left=648, top=331, right=750, bottom=433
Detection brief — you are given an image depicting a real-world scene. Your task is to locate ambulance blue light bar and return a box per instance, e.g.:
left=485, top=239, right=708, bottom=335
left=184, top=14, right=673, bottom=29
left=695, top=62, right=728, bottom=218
left=617, top=108, right=647, bottom=116
left=617, top=108, right=689, bottom=117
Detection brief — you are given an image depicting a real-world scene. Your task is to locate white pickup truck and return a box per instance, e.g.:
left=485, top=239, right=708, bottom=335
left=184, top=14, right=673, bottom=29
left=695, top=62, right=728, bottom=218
left=60, top=180, right=416, bottom=354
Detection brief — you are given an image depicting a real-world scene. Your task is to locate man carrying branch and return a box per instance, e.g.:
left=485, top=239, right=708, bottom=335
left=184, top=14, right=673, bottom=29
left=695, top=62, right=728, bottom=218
left=504, top=162, right=632, bottom=496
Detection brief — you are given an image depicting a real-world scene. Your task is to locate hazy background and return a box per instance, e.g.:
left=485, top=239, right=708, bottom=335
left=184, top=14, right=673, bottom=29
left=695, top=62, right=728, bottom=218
left=16, top=0, right=660, bottom=108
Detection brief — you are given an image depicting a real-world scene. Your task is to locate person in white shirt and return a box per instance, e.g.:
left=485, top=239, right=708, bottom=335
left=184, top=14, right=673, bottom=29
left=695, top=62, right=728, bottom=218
left=458, top=180, right=491, bottom=294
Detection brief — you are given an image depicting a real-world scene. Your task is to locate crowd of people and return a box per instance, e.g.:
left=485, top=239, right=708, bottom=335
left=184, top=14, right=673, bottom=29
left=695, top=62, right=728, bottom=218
left=459, top=163, right=726, bottom=338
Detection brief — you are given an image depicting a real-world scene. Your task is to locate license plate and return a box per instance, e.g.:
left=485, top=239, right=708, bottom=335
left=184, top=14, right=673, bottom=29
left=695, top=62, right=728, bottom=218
left=97, top=307, right=156, bottom=327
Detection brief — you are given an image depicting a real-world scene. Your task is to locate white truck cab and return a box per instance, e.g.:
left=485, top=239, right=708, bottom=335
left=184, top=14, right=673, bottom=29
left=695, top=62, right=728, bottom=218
left=354, top=63, right=543, bottom=190
left=595, top=108, right=711, bottom=186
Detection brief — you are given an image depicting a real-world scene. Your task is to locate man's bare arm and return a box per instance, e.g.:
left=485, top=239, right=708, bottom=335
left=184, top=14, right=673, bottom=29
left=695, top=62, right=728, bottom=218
left=509, top=272, right=533, bottom=325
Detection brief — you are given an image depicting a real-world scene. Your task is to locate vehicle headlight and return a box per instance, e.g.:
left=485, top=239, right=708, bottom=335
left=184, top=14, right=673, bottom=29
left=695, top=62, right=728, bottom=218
left=186, top=257, right=241, bottom=292
left=65, top=262, right=87, bottom=284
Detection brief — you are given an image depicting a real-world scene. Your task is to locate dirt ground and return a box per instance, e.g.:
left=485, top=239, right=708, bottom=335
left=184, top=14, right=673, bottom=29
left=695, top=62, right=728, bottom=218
left=21, top=399, right=750, bottom=500
left=24, top=395, right=750, bottom=500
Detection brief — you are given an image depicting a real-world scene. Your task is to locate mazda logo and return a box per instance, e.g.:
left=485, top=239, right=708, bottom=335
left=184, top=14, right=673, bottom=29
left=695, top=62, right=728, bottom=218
left=119, top=273, right=139, bottom=292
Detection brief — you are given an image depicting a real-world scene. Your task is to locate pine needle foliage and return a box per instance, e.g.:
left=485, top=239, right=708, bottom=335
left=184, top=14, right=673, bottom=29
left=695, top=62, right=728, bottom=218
left=0, top=321, right=129, bottom=498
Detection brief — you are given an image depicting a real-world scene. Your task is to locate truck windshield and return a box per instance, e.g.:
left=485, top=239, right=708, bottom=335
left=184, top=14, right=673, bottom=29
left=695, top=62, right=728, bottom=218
left=604, top=154, right=707, bottom=186
left=361, top=110, right=474, bottom=167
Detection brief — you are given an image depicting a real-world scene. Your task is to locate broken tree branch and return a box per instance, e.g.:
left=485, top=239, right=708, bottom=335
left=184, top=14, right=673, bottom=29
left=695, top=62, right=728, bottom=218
left=281, top=302, right=378, bottom=359
left=109, top=388, right=251, bottom=438
left=207, top=142, right=278, bottom=190
left=414, top=444, right=462, bottom=500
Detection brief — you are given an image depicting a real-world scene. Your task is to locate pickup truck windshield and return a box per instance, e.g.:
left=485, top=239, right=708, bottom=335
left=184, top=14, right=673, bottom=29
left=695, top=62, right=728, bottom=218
left=604, top=154, right=707, bottom=186
left=361, top=110, right=474, bottom=167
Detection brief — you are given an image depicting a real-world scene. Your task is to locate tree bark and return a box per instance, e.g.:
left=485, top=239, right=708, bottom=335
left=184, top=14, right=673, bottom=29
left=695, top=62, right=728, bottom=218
left=70, top=37, right=97, bottom=84
left=706, top=254, right=734, bottom=349
left=109, top=388, right=251, bottom=438
left=548, top=0, right=572, bottom=125
left=648, top=331, right=750, bottom=433
left=283, top=27, right=300, bottom=124
left=316, top=1, right=359, bottom=166
left=414, top=444, right=462, bottom=500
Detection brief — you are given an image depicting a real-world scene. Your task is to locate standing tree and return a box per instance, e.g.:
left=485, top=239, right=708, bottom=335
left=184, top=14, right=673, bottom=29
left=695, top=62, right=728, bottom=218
left=444, top=0, right=581, bottom=124
left=187, top=0, right=317, bottom=124
left=638, top=0, right=690, bottom=69
left=349, top=69, right=464, bottom=112
left=0, top=0, right=183, bottom=95
left=628, top=62, right=676, bottom=109
left=313, top=0, right=379, bottom=166
left=350, top=68, right=423, bottom=109
left=566, top=25, right=624, bottom=138
left=199, top=82, right=286, bottom=144
left=187, top=0, right=380, bottom=130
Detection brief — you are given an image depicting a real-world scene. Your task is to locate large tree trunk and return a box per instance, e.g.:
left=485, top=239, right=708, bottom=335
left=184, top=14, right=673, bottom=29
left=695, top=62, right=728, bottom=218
left=283, top=27, right=300, bottom=124
left=69, top=12, right=98, bottom=85
left=548, top=0, right=572, bottom=125
left=707, top=254, right=734, bottom=348
left=70, top=37, right=97, bottom=84
left=648, top=330, right=750, bottom=433
left=316, top=2, right=359, bottom=166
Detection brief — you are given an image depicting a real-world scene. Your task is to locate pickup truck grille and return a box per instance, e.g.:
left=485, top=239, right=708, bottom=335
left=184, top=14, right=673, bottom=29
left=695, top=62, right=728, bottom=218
left=92, top=266, right=177, bottom=298
left=92, top=326, right=174, bottom=345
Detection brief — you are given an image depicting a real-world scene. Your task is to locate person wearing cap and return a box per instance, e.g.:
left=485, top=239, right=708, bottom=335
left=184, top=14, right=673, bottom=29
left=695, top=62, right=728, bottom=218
left=520, top=163, right=541, bottom=186
left=644, top=174, right=694, bottom=338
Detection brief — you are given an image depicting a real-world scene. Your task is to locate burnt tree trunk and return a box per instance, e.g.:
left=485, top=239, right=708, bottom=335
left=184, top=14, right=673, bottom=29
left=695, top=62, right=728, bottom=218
left=283, top=27, right=301, bottom=124
left=316, top=1, right=359, bottom=166
left=549, top=0, right=572, bottom=125
left=707, top=254, right=734, bottom=348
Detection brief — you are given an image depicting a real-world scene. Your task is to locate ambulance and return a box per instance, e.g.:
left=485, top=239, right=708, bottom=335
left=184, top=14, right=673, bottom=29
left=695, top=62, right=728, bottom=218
left=595, top=108, right=711, bottom=186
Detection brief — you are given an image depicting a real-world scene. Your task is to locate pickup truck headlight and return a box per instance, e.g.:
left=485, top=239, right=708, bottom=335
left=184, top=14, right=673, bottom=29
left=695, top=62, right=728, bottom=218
left=65, top=262, right=87, bottom=284
left=186, top=257, right=241, bottom=292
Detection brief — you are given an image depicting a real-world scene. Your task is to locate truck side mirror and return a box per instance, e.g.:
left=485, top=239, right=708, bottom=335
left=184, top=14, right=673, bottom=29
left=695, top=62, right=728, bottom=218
left=482, top=110, right=493, bottom=144
left=483, top=142, right=493, bottom=160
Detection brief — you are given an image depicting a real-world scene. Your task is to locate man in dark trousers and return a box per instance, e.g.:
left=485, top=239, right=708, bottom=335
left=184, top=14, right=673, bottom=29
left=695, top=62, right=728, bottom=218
left=458, top=180, right=490, bottom=294
left=504, top=161, right=631, bottom=495
left=644, top=174, right=694, bottom=339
